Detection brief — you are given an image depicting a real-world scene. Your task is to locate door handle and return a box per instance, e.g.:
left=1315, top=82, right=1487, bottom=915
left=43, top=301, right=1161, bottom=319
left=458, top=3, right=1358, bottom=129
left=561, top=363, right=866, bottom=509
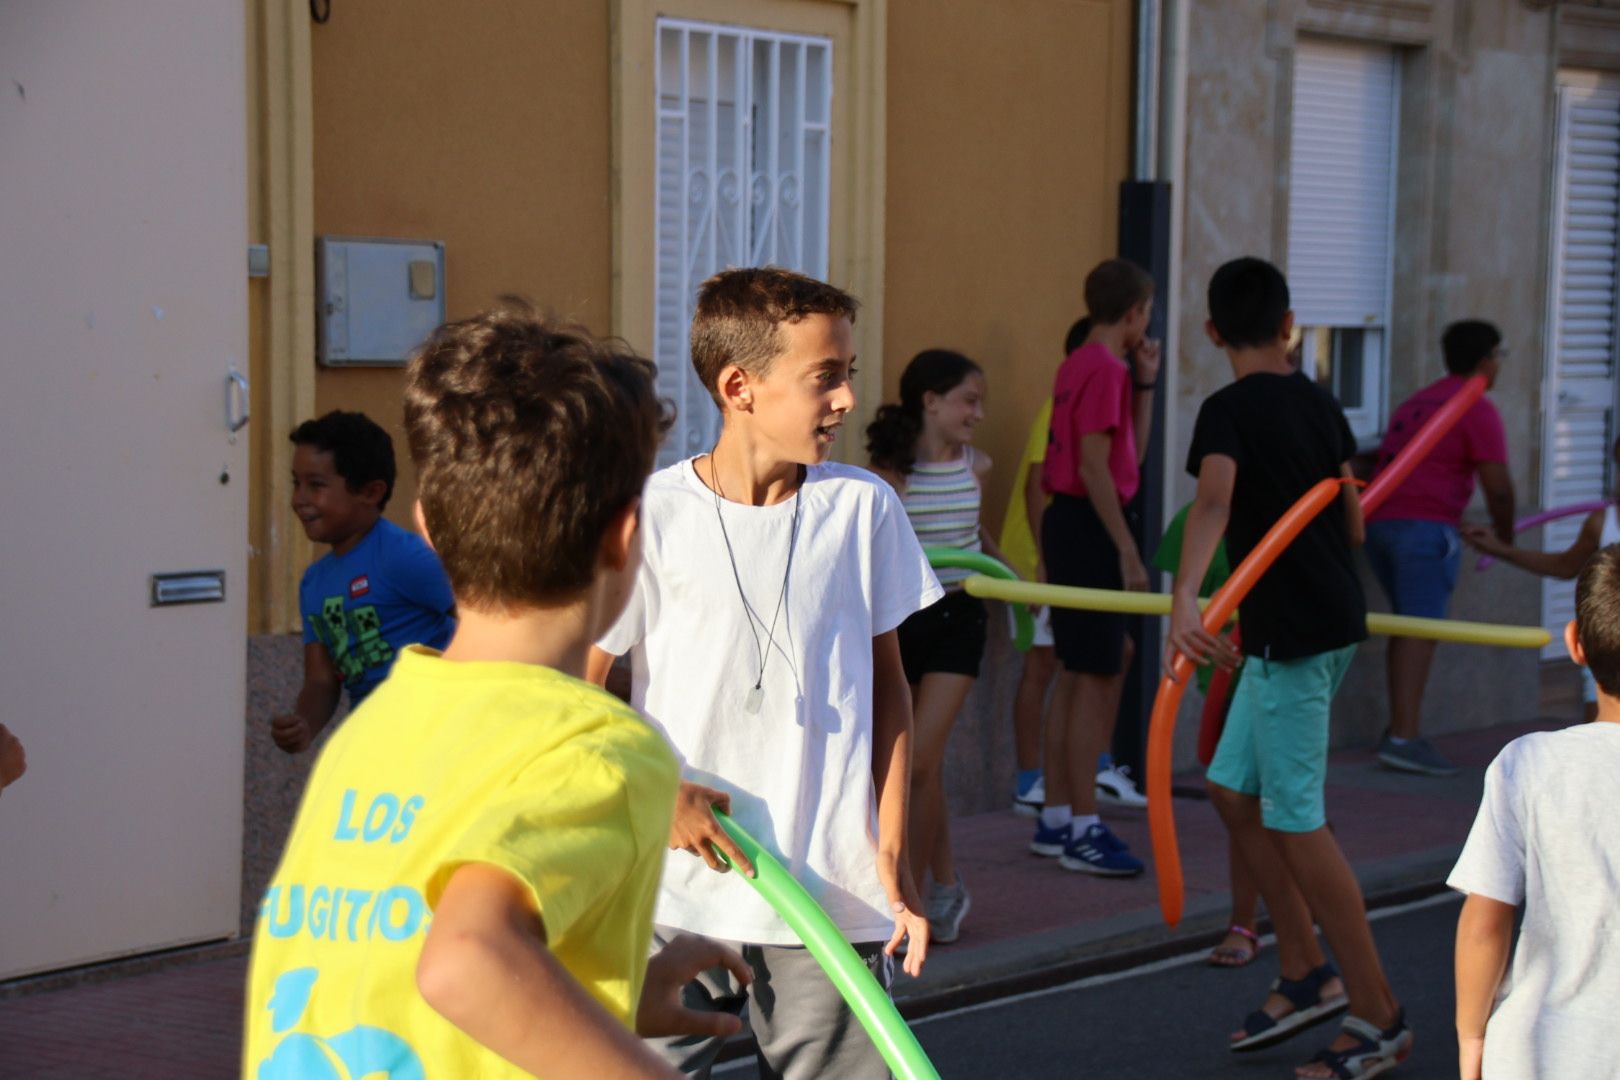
left=225, top=368, right=250, bottom=435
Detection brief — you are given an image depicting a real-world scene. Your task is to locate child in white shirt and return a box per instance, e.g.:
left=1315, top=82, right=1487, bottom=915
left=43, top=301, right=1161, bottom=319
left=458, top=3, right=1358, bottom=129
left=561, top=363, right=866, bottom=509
left=590, top=267, right=940, bottom=1078
left=1450, top=543, right=1620, bottom=1079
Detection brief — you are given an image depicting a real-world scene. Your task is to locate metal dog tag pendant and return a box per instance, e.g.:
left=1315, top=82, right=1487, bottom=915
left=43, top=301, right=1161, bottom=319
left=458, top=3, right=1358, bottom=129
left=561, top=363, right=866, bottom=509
left=745, top=685, right=764, bottom=714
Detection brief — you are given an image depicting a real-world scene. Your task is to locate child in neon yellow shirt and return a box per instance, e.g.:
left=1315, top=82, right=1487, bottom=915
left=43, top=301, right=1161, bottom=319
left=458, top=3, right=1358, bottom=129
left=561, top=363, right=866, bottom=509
left=244, top=302, right=746, bottom=1078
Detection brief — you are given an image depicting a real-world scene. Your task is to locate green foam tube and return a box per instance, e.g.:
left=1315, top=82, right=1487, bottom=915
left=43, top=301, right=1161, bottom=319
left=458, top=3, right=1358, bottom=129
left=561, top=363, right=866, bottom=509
left=712, top=811, right=941, bottom=1080
left=924, top=547, right=1034, bottom=652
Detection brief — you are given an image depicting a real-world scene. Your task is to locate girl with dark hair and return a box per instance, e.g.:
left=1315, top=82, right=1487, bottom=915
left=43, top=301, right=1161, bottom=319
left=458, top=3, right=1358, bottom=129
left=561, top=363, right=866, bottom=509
left=865, top=349, right=999, bottom=945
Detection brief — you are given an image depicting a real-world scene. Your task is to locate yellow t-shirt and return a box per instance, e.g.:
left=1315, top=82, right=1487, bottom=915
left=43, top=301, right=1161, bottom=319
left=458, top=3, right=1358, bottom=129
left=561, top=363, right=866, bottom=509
left=243, top=645, right=679, bottom=1078
left=998, top=398, right=1054, bottom=581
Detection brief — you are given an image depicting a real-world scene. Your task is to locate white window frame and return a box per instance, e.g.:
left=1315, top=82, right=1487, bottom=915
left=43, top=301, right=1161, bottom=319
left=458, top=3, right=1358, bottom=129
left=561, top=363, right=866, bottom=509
left=1540, top=71, right=1620, bottom=656
left=652, top=17, right=834, bottom=467
left=1287, top=38, right=1401, bottom=443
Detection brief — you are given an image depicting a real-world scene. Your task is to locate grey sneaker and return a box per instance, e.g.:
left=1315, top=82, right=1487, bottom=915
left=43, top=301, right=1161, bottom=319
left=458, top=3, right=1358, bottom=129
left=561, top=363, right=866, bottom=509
left=1376, top=734, right=1459, bottom=777
left=927, top=876, right=971, bottom=944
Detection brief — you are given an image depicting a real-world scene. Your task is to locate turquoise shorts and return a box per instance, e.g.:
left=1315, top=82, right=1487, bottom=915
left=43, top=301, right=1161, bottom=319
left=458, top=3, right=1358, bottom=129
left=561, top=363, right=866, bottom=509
left=1206, top=644, right=1357, bottom=833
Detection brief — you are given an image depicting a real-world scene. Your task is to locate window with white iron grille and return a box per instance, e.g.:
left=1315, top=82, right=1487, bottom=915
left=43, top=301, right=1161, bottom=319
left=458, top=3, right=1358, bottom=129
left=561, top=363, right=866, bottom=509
left=1287, top=39, right=1400, bottom=442
left=654, top=19, right=833, bottom=467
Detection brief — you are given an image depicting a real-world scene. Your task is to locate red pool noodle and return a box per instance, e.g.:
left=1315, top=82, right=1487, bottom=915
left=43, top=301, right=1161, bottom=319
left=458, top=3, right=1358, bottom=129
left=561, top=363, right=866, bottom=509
left=1196, top=627, right=1239, bottom=767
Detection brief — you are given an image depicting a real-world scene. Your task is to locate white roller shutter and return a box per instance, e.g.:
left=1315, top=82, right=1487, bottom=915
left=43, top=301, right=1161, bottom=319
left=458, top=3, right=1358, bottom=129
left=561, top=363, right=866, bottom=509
left=1542, top=73, right=1620, bottom=656
left=1286, top=39, right=1398, bottom=328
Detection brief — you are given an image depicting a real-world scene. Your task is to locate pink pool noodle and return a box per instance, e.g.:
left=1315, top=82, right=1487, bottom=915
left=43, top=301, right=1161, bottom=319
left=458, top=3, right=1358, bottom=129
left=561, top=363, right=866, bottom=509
left=1474, top=500, right=1610, bottom=570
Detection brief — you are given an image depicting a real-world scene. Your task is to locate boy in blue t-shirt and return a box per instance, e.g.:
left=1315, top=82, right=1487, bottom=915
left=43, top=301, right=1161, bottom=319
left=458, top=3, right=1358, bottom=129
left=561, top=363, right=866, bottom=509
left=272, top=411, right=454, bottom=753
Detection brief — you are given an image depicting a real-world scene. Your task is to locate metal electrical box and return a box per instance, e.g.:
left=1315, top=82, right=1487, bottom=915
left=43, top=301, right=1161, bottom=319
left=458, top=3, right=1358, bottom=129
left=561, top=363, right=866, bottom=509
left=317, top=236, right=445, bottom=366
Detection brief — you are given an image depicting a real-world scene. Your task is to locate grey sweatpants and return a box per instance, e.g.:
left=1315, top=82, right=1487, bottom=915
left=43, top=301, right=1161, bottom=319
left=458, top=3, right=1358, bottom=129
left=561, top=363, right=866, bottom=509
left=646, top=925, right=895, bottom=1080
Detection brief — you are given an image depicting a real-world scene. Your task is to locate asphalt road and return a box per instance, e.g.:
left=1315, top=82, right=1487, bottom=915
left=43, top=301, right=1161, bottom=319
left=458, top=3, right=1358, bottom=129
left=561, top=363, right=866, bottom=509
left=718, top=892, right=1464, bottom=1079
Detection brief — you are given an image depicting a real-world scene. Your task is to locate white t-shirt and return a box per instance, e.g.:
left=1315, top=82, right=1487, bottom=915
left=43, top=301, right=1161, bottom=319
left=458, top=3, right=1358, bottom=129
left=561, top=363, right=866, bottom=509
left=598, top=458, right=943, bottom=944
left=1447, top=722, right=1620, bottom=1077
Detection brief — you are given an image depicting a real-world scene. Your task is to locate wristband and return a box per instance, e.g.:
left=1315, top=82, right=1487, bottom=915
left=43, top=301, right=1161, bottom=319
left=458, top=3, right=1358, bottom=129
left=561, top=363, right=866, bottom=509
left=1134, top=380, right=1158, bottom=391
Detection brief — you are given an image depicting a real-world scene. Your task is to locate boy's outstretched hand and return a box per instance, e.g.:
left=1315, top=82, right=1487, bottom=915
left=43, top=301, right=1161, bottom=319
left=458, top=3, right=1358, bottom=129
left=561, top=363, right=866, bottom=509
left=669, top=781, right=754, bottom=876
left=636, top=933, right=752, bottom=1038
left=1461, top=523, right=1508, bottom=556
left=0, top=723, right=26, bottom=791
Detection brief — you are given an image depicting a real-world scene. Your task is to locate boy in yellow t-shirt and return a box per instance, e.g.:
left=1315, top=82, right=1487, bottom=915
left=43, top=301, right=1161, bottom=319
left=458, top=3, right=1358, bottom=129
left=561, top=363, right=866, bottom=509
left=244, top=302, right=747, bottom=1078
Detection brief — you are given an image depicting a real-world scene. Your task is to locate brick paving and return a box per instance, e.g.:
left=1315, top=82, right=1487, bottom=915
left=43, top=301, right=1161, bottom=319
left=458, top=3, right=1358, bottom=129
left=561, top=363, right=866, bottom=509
left=0, top=716, right=1567, bottom=1077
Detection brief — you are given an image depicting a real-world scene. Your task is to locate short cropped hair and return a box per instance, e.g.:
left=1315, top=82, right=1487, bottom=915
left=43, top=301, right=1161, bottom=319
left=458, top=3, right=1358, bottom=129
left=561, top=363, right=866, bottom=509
left=1442, top=320, right=1503, bottom=376
left=1208, top=257, right=1291, bottom=349
left=1084, top=259, right=1155, bottom=325
left=690, top=267, right=860, bottom=405
left=404, top=298, right=670, bottom=609
left=1577, top=545, right=1620, bottom=699
left=289, top=411, right=397, bottom=511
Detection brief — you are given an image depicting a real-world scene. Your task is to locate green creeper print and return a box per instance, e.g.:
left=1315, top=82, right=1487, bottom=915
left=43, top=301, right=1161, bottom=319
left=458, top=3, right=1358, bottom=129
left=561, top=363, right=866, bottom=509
left=309, top=596, right=395, bottom=687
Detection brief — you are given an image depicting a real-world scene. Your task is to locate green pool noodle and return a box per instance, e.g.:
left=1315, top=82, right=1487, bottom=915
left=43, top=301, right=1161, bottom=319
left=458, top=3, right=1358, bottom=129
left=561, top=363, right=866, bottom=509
left=923, top=547, right=1034, bottom=652
left=712, top=811, right=942, bottom=1080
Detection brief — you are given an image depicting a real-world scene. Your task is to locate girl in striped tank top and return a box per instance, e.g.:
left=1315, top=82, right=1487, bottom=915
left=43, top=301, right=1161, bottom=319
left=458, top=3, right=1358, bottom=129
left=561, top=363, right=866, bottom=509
left=866, top=349, right=1003, bottom=946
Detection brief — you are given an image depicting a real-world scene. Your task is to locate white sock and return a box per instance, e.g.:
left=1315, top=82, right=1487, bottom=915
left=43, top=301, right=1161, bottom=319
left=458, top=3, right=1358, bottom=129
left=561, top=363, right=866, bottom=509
left=1040, top=804, right=1072, bottom=831
left=1072, top=813, right=1101, bottom=834
left=1388, top=735, right=1411, bottom=746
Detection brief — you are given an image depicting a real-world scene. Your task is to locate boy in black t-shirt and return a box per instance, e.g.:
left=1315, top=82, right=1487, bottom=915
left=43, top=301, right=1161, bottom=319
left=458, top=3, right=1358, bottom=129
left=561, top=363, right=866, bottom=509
left=1167, top=258, right=1411, bottom=1078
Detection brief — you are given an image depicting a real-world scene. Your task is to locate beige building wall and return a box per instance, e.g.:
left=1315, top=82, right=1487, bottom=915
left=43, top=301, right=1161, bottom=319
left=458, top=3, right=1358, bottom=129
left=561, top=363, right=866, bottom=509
left=1170, top=0, right=1620, bottom=764
left=883, top=0, right=1134, bottom=527
left=308, top=1, right=617, bottom=535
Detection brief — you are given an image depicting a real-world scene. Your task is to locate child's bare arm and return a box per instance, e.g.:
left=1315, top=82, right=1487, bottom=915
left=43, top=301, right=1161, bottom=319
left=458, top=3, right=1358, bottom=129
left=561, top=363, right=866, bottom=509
left=1129, top=338, right=1161, bottom=468
left=418, top=863, right=682, bottom=1079
left=1454, top=892, right=1515, bottom=1080
left=1023, top=463, right=1047, bottom=578
left=1166, top=455, right=1241, bottom=675
left=271, top=643, right=343, bottom=753
left=1078, top=432, right=1148, bottom=590
left=1476, top=460, right=1516, bottom=544
left=585, top=646, right=617, bottom=688
left=870, top=629, right=928, bottom=976
left=1339, top=463, right=1364, bottom=547
left=0, top=723, right=25, bottom=791
left=1465, top=507, right=1602, bottom=580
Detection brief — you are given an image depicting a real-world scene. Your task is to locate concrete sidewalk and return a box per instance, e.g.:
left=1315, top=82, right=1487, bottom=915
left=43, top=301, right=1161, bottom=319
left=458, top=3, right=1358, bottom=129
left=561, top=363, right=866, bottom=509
left=0, top=718, right=1563, bottom=1078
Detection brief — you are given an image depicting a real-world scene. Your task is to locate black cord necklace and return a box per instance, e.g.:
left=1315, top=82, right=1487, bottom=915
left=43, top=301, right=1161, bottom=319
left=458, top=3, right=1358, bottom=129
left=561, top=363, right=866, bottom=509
left=710, top=456, right=803, bottom=715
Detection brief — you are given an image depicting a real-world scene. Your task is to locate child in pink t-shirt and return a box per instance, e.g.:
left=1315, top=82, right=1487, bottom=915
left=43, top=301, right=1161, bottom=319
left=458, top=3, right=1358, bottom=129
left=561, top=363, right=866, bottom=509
left=1365, top=320, right=1516, bottom=776
left=1030, top=258, right=1160, bottom=877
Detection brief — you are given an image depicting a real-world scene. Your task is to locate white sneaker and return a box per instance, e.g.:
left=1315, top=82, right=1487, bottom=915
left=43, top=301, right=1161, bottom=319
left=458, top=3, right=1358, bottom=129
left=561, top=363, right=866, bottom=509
left=1095, top=764, right=1147, bottom=808
left=1012, top=776, right=1045, bottom=817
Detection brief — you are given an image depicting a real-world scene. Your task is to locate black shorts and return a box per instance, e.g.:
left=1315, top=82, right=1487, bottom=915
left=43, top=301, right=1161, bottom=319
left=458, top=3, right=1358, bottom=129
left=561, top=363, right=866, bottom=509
left=1043, top=493, right=1135, bottom=675
left=897, top=590, right=988, bottom=684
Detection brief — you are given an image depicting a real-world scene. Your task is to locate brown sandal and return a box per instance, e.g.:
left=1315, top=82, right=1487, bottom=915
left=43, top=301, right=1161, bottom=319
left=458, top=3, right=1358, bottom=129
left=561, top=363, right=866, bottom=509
left=1207, top=924, right=1262, bottom=967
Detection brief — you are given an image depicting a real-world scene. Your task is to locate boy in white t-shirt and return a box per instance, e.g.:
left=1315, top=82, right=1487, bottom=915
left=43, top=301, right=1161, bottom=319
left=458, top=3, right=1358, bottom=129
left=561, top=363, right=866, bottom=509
left=588, top=267, right=940, bottom=1078
left=1450, top=543, right=1620, bottom=1080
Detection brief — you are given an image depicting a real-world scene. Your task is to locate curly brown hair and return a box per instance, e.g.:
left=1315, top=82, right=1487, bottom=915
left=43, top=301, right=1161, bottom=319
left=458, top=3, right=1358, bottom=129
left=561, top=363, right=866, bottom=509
left=404, top=298, right=671, bottom=609
left=690, top=267, right=859, bottom=405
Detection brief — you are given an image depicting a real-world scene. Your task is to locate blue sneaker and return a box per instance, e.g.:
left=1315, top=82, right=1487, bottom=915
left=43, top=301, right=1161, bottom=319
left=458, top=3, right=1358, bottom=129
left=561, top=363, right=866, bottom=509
left=1060, top=823, right=1145, bottom=877
left=1029, top=819, right=1070, bottom=857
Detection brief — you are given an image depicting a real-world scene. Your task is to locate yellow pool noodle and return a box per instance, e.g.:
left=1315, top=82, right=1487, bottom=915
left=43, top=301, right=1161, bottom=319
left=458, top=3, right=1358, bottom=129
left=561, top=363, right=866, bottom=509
left=961, top=576, right=1550, bottom=649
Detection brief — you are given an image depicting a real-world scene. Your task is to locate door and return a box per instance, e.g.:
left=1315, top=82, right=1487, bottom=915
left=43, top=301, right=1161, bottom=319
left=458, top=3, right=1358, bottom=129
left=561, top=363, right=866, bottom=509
left=1542, top=72, right=1620, bottom=657
left=0, top=2, right=248, bottom=976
